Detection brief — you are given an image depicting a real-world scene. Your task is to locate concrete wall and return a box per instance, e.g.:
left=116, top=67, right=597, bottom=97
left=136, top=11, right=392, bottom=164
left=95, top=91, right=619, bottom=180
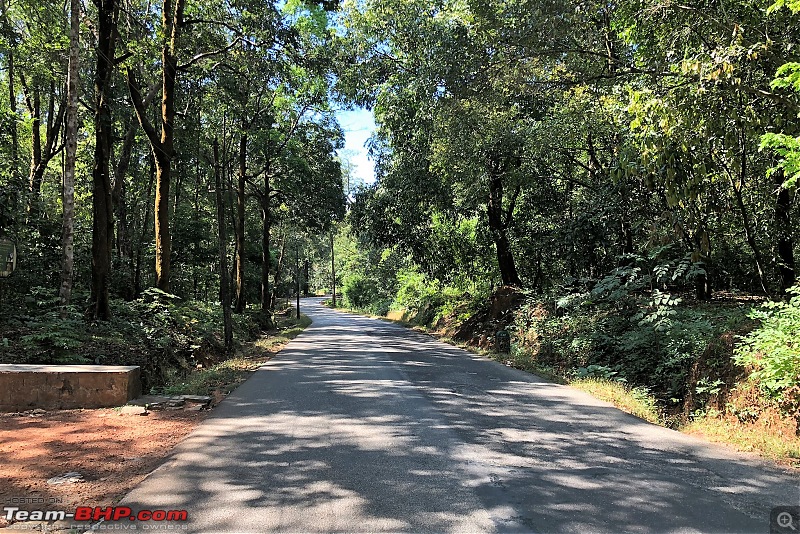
left=0, top=364, right=141, bottom=411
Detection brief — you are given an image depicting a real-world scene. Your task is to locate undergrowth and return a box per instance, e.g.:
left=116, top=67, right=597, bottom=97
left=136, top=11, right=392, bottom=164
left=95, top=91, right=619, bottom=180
left=0, top=287, right=271, bottom=391
left=157, top=313, right=312, bottom=397
left=684, top=410, right=800, bottom=466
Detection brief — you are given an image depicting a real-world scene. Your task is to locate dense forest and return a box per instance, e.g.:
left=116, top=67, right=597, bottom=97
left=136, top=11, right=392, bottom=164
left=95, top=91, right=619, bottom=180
left=0, top=0, right=345, bottom=383
left=1, top=0, right=799, bottom=454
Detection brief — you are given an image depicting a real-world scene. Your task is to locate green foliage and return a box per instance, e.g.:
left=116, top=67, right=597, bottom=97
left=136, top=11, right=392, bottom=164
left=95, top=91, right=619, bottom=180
left=513, top=289, right=744, bottom=406
left=342, top=273, right=381, bottom=310
left=575, top=364, right=621, bottom=381
left=392, top=268, right=442, bottom=312
left=735, top=287, right=800, bottom=399
left=19, top=316, right=89, bottom=364
left=768, top=0, right=800, bottom=14
left=156, top=312, right=312, bottom=396
left=0, top=284, right=263, bottom=390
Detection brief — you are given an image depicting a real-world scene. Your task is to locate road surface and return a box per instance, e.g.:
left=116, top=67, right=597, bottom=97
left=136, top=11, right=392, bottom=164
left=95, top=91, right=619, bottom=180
left=119, top=298, right=798, bottom=533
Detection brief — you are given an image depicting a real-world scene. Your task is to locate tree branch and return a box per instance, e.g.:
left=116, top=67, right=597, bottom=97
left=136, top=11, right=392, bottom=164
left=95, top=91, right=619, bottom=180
left=125, top=68, right=162, bottom=153
left=181, top=18, right=240, bottom=34
left=275, top=105, right=310, bottom=156
left=113, top=51, right=134, bottom=65
left=177, top=38, right=242, bottom=71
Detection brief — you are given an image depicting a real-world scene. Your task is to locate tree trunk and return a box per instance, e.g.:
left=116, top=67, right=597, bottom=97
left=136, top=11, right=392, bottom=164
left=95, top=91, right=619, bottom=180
left=270, top=225, right=286, bottom=310
left=113, top=119, right=139, bottom=267
left=234, top=132, right=247, bottom=312
left=26, top=88, right=41, bottom=216
left=114, top=85, right=159, bottom=271
left=729, top=175, right=769, bottom=296
left=134, top=156, right=156, bottom=297
left=126, top=0, right=185, bottom=293
left=58, top=0, right=80, bottom=308
left=8, top=51, right=16, bottom=177
left=775, top=168, right=796, bottom=293
left=295, top=241, right=300, bottom=319
left=89, top=0, right=118, bottom=320
left=24, top=83, right=66, bottom=219
left=153, top=154, right=172, bottom=291
left=153, top=6, right=180, bottom=293
left=693, top=226, right=712, bottom=301
left=302, top=259, right=309, bottom=297
left=695, top=263, right=711, bottom=300
left=213, top=138, right=233, bottom=350
left=261, top=192, right=271, bottom=315
left=486, top=163, right=522, bottom=288
left=2, top=0, right=18, bottom=184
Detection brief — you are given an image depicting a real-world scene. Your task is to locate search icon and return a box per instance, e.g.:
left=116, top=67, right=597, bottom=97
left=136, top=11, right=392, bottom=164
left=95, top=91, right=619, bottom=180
left=779, top=511, right=798, bottom=531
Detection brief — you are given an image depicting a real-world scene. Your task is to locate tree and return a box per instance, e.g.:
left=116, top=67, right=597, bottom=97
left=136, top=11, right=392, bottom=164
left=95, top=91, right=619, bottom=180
left=89, top=0, right=120, bottom=319
left=58, top=0, right=79, bottom=308
left=126, top=0, right=187, bottom=292
left=761, top=0, right=800, bottom=292
left=213, top=137, right=233, bottom=350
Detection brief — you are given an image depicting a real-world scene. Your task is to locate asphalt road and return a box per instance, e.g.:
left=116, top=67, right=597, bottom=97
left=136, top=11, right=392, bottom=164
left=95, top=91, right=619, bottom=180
left=119, top=298, right=799, bottom=533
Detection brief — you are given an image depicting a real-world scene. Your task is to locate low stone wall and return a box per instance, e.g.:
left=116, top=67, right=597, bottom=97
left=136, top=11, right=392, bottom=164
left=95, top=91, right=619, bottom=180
left=0, top=364, right=141, bottom=411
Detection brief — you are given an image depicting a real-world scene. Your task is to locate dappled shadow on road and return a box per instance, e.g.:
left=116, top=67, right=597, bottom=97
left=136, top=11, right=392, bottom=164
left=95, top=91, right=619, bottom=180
left=120, top=301, right=798, bottom=533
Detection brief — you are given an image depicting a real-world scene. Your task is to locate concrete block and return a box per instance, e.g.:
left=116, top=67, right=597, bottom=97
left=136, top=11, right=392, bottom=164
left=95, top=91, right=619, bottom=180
left=0, top=365, right=141, bottom=411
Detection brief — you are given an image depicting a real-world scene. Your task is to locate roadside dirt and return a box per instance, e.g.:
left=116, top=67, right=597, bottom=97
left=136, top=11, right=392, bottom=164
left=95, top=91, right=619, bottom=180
left=0, top=408, right=207, bottom=529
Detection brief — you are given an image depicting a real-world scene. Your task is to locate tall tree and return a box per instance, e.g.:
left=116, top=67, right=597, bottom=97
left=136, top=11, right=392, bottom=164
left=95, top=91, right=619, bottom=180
left=213, top=137, right=233, bottom=350
left=0, top=0, right=18, bottom=183
left=22, top=77, right=65, bottom=218
left=126, top=0, right=187, bottom=292
left=89, top=0, right=119, bottom=319
left=58, top=0, right=80, bottom=307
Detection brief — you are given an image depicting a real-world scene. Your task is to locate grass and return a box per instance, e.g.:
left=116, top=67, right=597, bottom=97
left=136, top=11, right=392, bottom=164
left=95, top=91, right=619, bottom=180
left=159, top=312, right=312, bottom=397
left=683, top=410, right=800, bottom=467
left=569, top=378, right=663, bottom=425
left=487, top=346, right=567, bottom=384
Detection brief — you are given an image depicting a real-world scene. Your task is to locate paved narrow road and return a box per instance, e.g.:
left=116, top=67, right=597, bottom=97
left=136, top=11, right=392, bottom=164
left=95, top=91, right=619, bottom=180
left=121, top=299, right=798, bottom=533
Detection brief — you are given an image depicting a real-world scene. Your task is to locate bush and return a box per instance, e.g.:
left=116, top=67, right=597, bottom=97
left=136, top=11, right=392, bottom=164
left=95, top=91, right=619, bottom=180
left=513, top=289, right=746, bottom=408
left=735, top=286, right=800, bottom=402
left=0, top=286, right=263, bottom=392
left=342, top=274, right=380, bottom=309
left=392, top=268, right=442, bottom=312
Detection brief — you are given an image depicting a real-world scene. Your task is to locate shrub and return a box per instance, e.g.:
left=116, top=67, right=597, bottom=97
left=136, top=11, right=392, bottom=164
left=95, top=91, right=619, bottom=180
left=342, top=274, right=380, bottom=310
left=513, top=288, right=746, bottom=407
left=735, top=286, right=800, bottom=402
left=392, top=268, right=442, bottom=312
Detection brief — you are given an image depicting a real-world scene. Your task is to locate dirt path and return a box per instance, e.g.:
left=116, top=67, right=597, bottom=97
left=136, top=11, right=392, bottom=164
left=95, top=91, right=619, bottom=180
left=0, top=408, right=206, bottom=529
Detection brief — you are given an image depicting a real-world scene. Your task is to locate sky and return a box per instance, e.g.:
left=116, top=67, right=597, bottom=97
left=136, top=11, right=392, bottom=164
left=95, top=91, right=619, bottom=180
left=336, top=108, right=377, bottom=186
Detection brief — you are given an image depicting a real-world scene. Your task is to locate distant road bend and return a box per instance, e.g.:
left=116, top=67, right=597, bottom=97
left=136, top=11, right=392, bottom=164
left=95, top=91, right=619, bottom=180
left=121, top=298, right=799, bottom=533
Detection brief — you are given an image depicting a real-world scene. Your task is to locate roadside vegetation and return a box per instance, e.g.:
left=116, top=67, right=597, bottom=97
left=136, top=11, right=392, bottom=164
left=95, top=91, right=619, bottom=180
left=158, top=312, right=312, bottom=397
left=306, top=0, right=800, bottom=466
left=1, top=0, right=799, bottom=467
left=0, top=285, right=310, bottom=393
left=326, top=269, right=800, bottom=464
left=0, top=1, right=341, bottom=395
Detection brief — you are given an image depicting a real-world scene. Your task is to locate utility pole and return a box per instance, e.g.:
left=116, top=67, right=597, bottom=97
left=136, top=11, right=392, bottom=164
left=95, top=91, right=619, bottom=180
left=330, top=229, right=336, bottom=307
left=295, top=240, right=300, bottom=319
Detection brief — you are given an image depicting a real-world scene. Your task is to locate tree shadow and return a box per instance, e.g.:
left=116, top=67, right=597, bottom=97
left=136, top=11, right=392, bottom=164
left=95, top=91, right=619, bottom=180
left=117, top=300, right=799, bottom=533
